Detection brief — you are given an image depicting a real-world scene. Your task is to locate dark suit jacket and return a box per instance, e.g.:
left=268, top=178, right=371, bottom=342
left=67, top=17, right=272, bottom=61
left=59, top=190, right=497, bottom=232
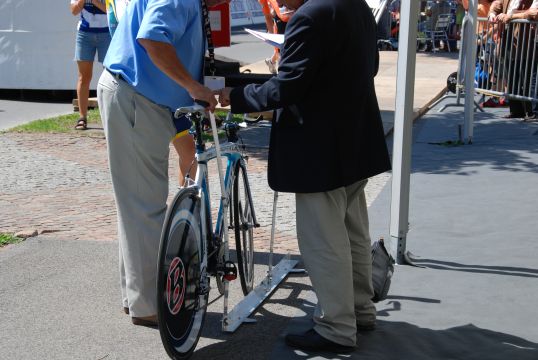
left=230, top=0, right=391, bottom=193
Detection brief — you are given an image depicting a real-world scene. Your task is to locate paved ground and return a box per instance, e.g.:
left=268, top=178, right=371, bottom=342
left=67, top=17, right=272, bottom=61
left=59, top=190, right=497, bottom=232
left=2, top=97, right=536, bottom=360
left=0, top=33, right=462, bottom=359
left=0, top=47, right=458, bottom=252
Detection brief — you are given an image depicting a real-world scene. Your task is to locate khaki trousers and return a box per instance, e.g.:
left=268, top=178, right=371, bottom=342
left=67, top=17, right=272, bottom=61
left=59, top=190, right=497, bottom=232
left=97, top=70, right=175, bottom=317
left=295, top=179, right=375, bottom=346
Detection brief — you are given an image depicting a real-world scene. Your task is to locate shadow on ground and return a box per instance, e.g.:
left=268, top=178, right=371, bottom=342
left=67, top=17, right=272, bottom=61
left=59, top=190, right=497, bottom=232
left=409, top=111, right=538, bottom=175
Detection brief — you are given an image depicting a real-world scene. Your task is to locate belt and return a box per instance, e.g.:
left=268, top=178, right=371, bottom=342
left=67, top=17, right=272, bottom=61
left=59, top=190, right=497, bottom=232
left=106, top=68, right=125, bottom=82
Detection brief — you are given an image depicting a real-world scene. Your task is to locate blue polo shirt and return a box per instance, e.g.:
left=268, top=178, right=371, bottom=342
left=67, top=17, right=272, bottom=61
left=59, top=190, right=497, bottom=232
left=103, top=0, right=204, bottom=111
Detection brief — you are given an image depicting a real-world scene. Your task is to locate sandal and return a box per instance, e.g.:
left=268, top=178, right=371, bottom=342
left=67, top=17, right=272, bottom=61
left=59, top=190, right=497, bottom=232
left=75, top=118, right=87, bottom=130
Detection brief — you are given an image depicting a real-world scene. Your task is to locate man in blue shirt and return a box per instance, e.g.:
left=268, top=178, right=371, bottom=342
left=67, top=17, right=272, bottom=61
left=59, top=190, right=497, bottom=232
left=97, top=0, right=225, bottom=327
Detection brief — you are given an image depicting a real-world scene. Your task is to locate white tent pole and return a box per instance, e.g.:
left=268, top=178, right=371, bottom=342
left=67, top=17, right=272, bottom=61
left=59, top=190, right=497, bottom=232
left=389, top=0, right=419, bottom=264
left=463, top=0, right=478, bottom=142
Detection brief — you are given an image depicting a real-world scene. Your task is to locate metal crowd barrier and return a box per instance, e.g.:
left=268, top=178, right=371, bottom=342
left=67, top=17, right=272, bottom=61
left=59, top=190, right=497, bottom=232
left=475, top=17, right=538, bottom=102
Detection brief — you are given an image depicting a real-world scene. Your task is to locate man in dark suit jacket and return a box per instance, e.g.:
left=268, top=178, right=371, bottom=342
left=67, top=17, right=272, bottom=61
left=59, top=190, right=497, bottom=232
left=219, top=0, right=391, bottom=353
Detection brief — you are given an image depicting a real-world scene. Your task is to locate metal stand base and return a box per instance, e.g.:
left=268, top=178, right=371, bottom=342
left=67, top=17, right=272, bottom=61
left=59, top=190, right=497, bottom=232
left=221, top=191, right=305, bottom=333
left=222, top=257, right=299, bottom=332
left=400, top=250, right=425, bottom=268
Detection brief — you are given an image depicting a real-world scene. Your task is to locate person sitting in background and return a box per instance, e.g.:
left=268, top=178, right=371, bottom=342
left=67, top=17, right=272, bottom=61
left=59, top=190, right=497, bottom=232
left=70, top=0, right=111, bottom=130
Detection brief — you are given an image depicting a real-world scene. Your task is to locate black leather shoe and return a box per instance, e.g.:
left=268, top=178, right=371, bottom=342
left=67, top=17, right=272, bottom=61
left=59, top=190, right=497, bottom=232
left=357, top=321, right=376, bottom=331
left=285, top=329, right=356, bottom=353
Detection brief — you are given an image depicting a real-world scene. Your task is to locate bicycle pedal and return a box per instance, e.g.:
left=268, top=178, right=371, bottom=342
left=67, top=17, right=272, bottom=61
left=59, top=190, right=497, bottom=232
left=218, top=261, right=238, bottom=281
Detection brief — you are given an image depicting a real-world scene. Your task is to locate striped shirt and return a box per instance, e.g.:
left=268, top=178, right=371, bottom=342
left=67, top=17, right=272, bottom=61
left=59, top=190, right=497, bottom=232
left=71, top=0, right=109, bottom=32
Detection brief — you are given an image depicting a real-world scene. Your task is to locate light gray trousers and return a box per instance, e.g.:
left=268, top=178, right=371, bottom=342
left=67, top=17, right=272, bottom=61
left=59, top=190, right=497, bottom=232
left=295, top=179, right=376, bottom=346
left=97, top=70, right=175, bottom=317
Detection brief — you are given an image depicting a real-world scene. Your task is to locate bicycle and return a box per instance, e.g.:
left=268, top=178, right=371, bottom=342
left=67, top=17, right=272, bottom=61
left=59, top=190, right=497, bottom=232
left=156, top=103, right=259, bottom=359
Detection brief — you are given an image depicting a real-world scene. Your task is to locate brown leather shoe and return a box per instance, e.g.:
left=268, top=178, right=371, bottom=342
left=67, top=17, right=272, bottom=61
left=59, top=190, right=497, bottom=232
left=132, top=315, right=158, bottom=327
left=123, top=307, right=129, bottom=315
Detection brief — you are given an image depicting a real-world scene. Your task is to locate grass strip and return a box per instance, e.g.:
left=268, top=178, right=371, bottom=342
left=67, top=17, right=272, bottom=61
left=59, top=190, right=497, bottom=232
left=5, top=109, right=242, bottom=135
left=7, top=109, right=102, bottom=133
left=0, top=233, right=23, bottom=247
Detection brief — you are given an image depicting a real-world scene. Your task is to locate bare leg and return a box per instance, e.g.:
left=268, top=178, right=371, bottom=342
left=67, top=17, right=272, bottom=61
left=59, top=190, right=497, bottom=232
left=76, top=61, right=93, bottom=119
left=172, top=134, right=197, bottom=186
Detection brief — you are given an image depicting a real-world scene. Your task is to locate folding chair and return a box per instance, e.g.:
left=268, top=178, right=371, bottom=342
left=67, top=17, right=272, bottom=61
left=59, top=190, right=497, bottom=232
left=424, top=13, right=452, bottom=52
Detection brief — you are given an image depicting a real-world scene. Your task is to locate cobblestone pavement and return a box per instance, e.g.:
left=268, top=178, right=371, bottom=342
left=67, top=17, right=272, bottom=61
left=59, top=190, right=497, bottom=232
left=0, top=127, right=390, bottom=254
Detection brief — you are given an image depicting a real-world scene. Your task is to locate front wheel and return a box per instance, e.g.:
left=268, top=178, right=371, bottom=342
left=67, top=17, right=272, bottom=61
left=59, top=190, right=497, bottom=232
left=157, top=187, right=208, bottom=360
left=232, top=162, right=256, bottom=295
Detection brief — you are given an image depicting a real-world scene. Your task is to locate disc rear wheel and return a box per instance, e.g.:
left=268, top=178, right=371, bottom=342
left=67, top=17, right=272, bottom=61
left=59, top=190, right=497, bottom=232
left=157, top=187, right=208, bottom=360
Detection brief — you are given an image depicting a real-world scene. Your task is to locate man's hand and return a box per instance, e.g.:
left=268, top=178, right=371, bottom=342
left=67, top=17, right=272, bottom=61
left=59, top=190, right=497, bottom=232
left=70, top=0, right=86, bottom=15
left=188, top=83, right=218, bottom=112
left=525, top=8, right=538, bottom=20
left=496, top=13, right=511, bottom=24
left=215, top=87, right=232, bottom=107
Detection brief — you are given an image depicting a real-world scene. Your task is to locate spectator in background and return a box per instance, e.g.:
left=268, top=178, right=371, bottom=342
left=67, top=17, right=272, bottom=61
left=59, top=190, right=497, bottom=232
left=259, top=0, right=280, bottom=74
left=263, top=0, right=295, bottom=74
left=106, top=0, right=131, bottom=36
left=70, top=0, right=111, bottom=130
left=489, top=0, right=535, bottom=119
left=389, top=0, right=401, bottom=38
left=462, top=0, right=494, bottom=34
left=452, top=0, right=465, bottom=39
left=502, top=1, right=538, bottom=120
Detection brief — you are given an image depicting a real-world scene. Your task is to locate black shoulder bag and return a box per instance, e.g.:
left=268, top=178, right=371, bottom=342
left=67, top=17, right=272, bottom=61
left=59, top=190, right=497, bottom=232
left=371, top=238, right=395, bottom=302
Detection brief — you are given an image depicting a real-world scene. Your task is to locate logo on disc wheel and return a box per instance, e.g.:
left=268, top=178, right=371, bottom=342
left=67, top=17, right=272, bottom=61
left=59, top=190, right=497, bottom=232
left=167, top=257, right=186, bottom=315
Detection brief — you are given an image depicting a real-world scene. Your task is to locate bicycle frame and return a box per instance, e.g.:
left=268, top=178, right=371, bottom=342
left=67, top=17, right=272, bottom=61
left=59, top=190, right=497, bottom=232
left=183, top=111, right=259, bottom=324
left=158, top=110, right=303, bottom=355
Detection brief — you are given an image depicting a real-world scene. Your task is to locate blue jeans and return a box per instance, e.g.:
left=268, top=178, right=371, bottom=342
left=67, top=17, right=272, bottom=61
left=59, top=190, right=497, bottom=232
left=75, top=30, right=111, bottom=63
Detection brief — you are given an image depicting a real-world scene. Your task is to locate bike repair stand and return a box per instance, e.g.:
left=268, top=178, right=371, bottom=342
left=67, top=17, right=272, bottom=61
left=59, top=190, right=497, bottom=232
left=207, top=111, right=305, bottom=333
left=221, top=191, right=306, bottom=332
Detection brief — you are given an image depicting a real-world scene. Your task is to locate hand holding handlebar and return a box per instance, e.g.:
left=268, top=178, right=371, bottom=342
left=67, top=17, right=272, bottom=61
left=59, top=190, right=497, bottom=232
left=187, top=82, right=218, bottom=112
